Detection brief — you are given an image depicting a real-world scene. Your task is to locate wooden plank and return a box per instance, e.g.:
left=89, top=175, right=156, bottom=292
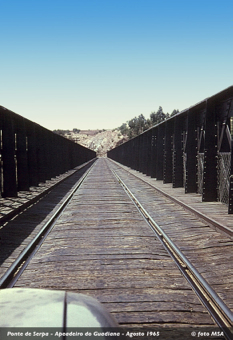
left=13, top=159, right=216, bottom=328
left=110, top=160, right=233, bottom=314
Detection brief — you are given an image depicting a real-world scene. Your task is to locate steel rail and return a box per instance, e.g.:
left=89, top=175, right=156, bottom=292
left=110, top=167, right=233, bottom=340
left=109, top=159, right=233, bottom=238
left=0, top=158, right=96, bottom=227
left=0, top=161, right=96, bottom=289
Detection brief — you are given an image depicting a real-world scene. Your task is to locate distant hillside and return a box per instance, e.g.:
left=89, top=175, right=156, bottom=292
left=53, top=106, right=179, bottom=157
left=53, top=129, right=128, bottom=157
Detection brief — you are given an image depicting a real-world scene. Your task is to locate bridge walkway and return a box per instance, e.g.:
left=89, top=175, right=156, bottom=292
left=0, top=158, right=232, bottom=334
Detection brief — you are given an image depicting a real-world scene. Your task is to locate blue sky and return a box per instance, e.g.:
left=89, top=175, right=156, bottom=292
left=1, top=0, right=232, bottom=130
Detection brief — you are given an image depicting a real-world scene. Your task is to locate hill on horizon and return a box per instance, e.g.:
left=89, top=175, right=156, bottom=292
left=53, top=128, right=128, bottom=157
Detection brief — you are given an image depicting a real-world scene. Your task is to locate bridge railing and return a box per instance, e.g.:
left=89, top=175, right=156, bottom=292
left=108, top=86, right=233, bottom=214
left=0, top=107, right=96, bottom=198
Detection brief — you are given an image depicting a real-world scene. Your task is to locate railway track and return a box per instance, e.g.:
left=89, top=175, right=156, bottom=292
left=0, top=158, right=232, bottom=339
left=108, top=160, right=233, bottom=238
left=0, top=160, right=96, bottom=279
left=0, top=159, right=96, bottom=227
left=109, top=165, right=233, bottom=339
left=108, top=160, right=233, bottom=312
left=0, top=161, right=96, bottom=288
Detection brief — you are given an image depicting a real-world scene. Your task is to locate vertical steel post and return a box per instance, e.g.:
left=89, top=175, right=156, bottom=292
left=138, top=134, right=143, bottom=173
left=150, top=127, right=157, bottom=178
left=27, top=122, right=39, bottom=187
left=173, top=115, right=184, bottom=188
left=135, top=137, right=140, bottom=171
left=142, top=133, right=147, bottom=174
left=185, top=110, right=197, bottom=193
left=156, top=124, right=165, bottom=180
left=50, top=132, right=57, bottom=178
left=131, top=139, right=135, bottom=169
left=202, top=99, right=218, bottom=201
left=2, top=110, right=17, bottom=197
left=146, top=129, right=152, bottom=177
left=37, top=126, right=47, bottom=183
left=163, top=120, right=173, bottom=183
left=44, top=129, right=52, bottom=181
left=16, top=117, right=29, bottom=191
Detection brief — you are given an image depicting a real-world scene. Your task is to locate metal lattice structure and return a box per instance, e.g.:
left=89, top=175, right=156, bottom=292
left=217, top=152, right=231, bottom=204
left=183, top=152, right=187, bottom=189
left=108, top=86, right=233, bottom=213
left=0, top=107, right=96, bottom=198
left=197, top=153, right=204, bottom=195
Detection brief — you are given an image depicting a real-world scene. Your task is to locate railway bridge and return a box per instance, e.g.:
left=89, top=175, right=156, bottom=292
left=0, top=87, right=233, bottom=339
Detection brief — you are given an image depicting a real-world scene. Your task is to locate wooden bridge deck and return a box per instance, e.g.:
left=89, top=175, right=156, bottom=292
left=1, top=158, right=232, bottom=332
left=114, top=161, right=233, bottom=233
left=109, top=160, right=233, bottom=312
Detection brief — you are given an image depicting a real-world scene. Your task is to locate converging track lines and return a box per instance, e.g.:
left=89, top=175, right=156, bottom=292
left=0, top=158, right=232, bottom=337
